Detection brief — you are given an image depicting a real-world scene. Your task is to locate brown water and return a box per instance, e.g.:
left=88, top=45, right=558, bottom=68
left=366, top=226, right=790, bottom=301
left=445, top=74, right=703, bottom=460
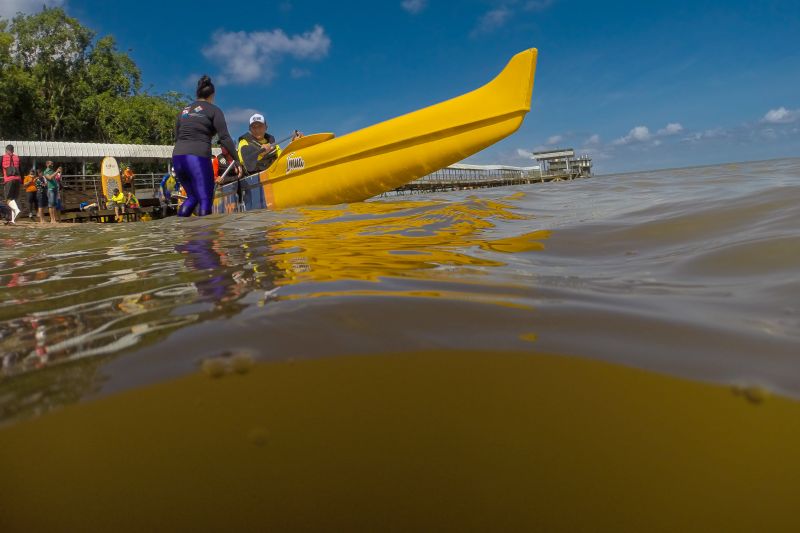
left=1, top=158, right=799, bottom=530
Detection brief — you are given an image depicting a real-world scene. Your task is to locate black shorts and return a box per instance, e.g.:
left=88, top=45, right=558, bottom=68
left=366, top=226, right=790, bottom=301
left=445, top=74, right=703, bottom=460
left=4, top=179, right=20, bottom=201
left=36, top=190, right=48, bottom=208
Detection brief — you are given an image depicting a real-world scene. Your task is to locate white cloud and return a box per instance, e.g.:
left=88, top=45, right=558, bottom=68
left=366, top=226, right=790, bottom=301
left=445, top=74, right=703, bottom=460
left=471, top=7, right=512, bottom=36
left=680, top=117, right=799, bottom=146
left=546, top=134, right=563, bottom=145
left=517, top=148, right=535, bottom=159
left=613, top=126, right=651, bottom=145
left=681, top=128, right=727, bottom=143
left=401, top=0, right=428, bottom=14
left=628, top=126, right=651, bottom=141
left=203, top=25, right=331, bottom=85
left=225, top=108, right=262, bottom=124
left=762, top=107, right=800, bottom=124
left=612, top=123, right=682, bottom=146
left=585, top=134, right=600, bottom=145
left=0, top=0, right=64, bottom=18
left=657, top=122, right=683, bottom=136
left=471, top=1, right=555, bottom=36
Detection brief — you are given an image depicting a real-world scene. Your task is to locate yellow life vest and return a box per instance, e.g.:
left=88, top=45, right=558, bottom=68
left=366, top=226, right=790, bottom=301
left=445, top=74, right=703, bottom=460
left=237, top=133, right=281, bottom=172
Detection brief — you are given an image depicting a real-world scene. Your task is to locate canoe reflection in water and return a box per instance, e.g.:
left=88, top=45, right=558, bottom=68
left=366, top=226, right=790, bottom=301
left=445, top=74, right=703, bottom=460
left=1, top=195, right=551, bottom=422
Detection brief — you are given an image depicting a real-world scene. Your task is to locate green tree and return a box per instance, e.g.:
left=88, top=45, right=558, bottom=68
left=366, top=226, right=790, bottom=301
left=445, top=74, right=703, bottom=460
left=0, top=8, right=185, bottom=143
left=84, top=92, right=183, bottom=145
left=0, top=20, right=42, bottom=139
left=8, top=8, right=94, bottom=140
left=86, top=35, right=141, bottom=97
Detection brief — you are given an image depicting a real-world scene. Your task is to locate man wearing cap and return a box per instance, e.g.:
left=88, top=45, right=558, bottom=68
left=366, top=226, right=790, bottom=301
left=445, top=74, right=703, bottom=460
left=237, top=113, right=301, bottom=175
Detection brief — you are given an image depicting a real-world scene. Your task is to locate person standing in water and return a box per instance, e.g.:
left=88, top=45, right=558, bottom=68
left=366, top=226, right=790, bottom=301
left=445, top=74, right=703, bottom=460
left=23, top=170, right=37, bottom=219
left=43, top=162, right=59, bottom=224
left=2, top=145, right=22, bottom=224
left=172, top=75, right=240, bottom=217
left=34, top=170, right=48, bottom=223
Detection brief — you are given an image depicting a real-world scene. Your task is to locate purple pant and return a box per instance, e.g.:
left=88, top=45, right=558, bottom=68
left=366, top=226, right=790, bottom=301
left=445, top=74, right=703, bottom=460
left=173, top=154, right=215, bottom=217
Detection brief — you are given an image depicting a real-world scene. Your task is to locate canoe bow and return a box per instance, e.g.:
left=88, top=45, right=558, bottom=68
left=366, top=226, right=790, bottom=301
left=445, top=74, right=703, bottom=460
left=216, top=48, right=538, bottom=211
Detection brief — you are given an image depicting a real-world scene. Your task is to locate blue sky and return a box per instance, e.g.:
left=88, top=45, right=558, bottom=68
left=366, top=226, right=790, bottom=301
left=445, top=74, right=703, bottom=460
left=3, top=0, right=800, bottom=172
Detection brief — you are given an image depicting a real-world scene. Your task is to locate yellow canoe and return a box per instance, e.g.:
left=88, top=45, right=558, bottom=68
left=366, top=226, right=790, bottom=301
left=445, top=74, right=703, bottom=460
left=214, top=48, right=537, bottom=213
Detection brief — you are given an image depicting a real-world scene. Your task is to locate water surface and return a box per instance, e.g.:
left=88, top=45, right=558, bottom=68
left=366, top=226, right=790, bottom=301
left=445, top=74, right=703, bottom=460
left=2, top=158, right=798, bottom=408
left=1, top=158, right=799, bottom=530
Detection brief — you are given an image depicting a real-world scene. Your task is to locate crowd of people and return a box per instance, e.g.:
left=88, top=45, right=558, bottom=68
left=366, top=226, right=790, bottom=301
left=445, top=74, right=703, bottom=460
left=1, top=144, right=148, bottom=225
left=2, top=145, right=64, bottom=225
left=2, top=74, right=301, bottom=225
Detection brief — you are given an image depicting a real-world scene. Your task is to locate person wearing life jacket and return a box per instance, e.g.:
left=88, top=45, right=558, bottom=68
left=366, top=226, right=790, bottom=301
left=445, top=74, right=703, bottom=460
left=160, top=169, right=180, bottom=201
left=2, top=145, right=22, bottom=224
left=157, top=169, right=179, bottom=217
left=110, top=188, right=126, bottom=222
left=125, top=191, right=140, bottom=220
left=212, top=156, right=220, bottom=180
left=122, top=166, right=135, bottom=190
left=237, top=113, right=303, bottom=175
left=125, top=191, right=140, bottom=210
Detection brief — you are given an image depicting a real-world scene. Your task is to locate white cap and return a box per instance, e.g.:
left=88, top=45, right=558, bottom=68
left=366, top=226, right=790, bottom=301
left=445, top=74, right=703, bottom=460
left=249, top=113, right=266, bottom=125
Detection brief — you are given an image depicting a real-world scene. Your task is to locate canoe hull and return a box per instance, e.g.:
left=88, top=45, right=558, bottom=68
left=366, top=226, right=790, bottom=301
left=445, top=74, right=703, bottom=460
left=214, top=48, right=537, bottom=213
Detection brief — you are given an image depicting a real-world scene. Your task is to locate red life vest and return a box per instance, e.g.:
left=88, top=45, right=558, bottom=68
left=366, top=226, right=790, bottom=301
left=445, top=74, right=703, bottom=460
left=2, top=154, right=21, bottom=181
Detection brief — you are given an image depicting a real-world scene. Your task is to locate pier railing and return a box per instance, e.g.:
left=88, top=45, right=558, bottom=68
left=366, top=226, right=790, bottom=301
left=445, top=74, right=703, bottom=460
left=56, top=163, right=591, bottom=204
left=390, top=164, right=590, bottom=195
left=59, top=173, right=165, bottom=200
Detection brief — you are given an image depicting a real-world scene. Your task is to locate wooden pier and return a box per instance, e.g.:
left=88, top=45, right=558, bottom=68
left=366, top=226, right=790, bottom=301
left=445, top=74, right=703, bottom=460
left=390, top=162, right=590, bottom=195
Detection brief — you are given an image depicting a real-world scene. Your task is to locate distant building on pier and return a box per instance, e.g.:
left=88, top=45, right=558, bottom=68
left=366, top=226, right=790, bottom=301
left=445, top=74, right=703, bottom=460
left=532, top=148, right=592, bottom=178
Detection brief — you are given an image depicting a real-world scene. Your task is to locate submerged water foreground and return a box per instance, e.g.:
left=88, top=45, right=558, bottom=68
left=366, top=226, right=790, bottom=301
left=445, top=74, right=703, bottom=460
left=1, top=158, right=799, bottom=530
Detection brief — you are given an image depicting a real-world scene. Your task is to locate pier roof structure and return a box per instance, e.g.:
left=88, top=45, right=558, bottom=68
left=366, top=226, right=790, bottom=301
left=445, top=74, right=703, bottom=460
left=450, top=163, right=540, bottom=172
left=0, top=140, right=536, bottom=172
left=532, top=149, right=575, bottom=161
left=528, top=147, right=592, bottom=178
left=0, top=140, right=221, bottom=161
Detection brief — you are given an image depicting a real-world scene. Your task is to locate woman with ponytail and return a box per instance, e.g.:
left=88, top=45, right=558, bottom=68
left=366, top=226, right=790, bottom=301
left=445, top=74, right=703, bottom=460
left=172, top=75, right=241, bottom=217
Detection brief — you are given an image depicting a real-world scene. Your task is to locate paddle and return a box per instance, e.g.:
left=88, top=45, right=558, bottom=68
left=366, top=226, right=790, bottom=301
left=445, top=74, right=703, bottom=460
left=217, top=157, right=239, bottom=181
left=262, top=131, right=300, bottom=158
